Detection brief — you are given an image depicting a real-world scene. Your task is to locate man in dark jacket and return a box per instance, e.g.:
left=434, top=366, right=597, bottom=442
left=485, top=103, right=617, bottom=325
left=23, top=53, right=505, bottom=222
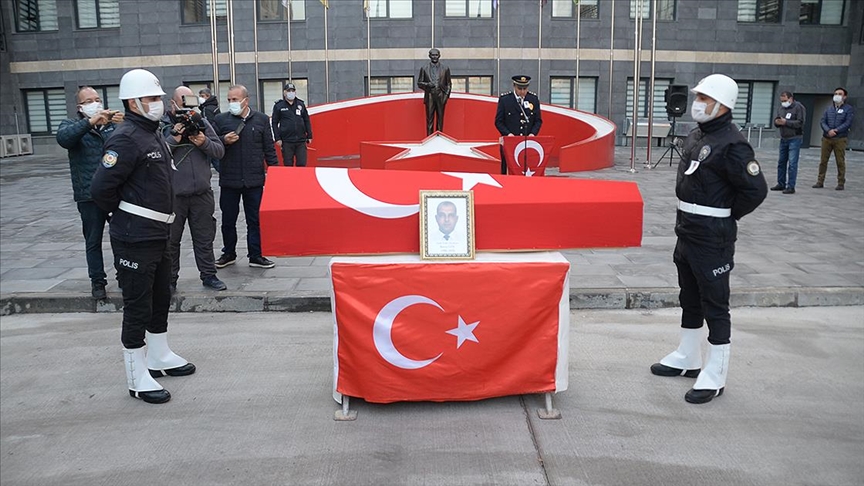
left=495, top=75, right=543, bottom=174
left=271, top=82, right=313, bottom=167
left=771, top=91, right=806, bottom=194
left=198, top=88, right=220, bottom=123
left=650, top=74, right=767, bottom=405
left=163, top=86, right=226, bottom=293
left=213, top=84, right=279, bottom=269
left=814, top=87, right=855, bottom=190
left=56, top=86, right=124, bottom=300
left=91, top=69, right=195, bottom=405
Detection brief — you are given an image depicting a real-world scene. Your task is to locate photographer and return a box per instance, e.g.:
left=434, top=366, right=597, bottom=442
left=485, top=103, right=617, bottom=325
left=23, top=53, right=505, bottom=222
left=162, top=86, right=226, bottom=292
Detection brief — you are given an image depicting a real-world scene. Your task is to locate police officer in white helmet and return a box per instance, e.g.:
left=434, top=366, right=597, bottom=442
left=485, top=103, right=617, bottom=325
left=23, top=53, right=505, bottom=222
left=650, top=74, right=768, bottom=404
left=91, top=69, right=196, bottom=404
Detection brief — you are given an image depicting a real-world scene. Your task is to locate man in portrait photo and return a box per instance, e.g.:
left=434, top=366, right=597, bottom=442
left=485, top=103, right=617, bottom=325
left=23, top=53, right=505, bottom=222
left=427, top=199, right=468, bottom=256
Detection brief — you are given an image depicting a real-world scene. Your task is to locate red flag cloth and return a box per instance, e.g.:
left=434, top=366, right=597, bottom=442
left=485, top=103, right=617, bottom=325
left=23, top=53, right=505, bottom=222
left=331, top=253, right=570, bottom=404
left=501, top=135, right=555, bottom=176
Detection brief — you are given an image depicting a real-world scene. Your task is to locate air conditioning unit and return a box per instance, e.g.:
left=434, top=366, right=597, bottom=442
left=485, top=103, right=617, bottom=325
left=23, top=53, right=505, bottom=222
left=17, top=134, right=33, bottom=155
left=1, top=135, right=20, bottom=157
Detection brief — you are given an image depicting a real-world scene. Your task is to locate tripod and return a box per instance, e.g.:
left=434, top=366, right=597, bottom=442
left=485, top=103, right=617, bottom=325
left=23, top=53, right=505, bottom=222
left=652, top=117, right=684, bottom=169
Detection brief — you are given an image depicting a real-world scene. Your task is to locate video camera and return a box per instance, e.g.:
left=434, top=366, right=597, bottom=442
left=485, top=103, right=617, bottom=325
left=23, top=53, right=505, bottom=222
left=174, top=94, right=207, bottom=137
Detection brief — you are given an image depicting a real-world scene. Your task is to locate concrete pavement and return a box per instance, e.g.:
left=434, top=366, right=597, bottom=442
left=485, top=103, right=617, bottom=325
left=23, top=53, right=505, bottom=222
left=1, top=146, right=862, bottom=314
left=1, top=307, right=862, bottom=485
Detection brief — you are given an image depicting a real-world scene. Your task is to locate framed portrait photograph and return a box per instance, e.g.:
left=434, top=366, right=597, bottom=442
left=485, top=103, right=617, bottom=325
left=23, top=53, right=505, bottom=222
left=420, top=190, right=475, bottom=260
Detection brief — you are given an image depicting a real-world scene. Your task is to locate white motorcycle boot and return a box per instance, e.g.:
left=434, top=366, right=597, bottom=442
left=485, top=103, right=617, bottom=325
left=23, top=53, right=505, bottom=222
left=686, top=343, right=730, bottom=404
left=124, top=347, right=170, bottom=404
left=651, top=328, right=702, bottom=378
left=146, top=331, right=196, bottom=378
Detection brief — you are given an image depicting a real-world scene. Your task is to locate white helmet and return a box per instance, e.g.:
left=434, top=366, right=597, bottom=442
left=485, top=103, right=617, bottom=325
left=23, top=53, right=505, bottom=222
left=691, top=74, right=738, bottom=110
left=118, top=69, right=166, bottom=100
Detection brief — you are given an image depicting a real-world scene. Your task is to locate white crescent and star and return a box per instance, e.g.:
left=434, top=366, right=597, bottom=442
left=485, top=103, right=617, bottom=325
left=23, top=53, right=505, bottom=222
left=315, top=167, right=501, bottom=218
left=512, top=139, right=545, bottom=177
left=372, top=295, right=480, bottom=370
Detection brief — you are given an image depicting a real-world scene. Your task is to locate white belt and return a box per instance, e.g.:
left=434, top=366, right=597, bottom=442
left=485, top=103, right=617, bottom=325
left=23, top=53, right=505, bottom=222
left=118, top=201, right=176, bottom=223
left=677, top=200, right=731, bottom=218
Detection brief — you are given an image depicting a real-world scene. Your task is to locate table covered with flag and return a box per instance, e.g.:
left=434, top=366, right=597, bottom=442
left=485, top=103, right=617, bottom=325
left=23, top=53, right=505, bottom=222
left=330, top=252, right=570, bottom=404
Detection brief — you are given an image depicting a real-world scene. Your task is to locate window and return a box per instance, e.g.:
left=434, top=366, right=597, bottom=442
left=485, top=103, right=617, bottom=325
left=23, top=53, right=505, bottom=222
left=24, top=88, right=65, bottom=134
left=551, top=0, right=599, bottom=19
left=451, top=76, right=493, bottom=96
left=76, top=0, right=120, bottom=29
left=367, top=77, right=414, bottom=95
left=86, top=85, right=121, bottom=111
left=367, top=0, right=412, bottom=19
left=625, top=78, right=672, bottom=120
left=261, top=79, right=309, bottom=111
left=800, top=0, right=844, bottom=25
left=445, top=0, right=492, bottom=18
left=15, top=0, right=58, bottom=32
left=182, top=0, right=227, bottom=24
left=629, top=0, right=675, bottom=20
left=550, top=77, right=597, bottom=113
left=732, top=81, right=774, bottom=128
left=738, top=0, right=782, bottom=23
left=260, top=0, right=305, bottom=21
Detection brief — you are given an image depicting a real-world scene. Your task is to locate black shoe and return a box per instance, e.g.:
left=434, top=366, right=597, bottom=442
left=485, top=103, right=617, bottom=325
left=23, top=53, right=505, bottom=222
left=249, top=256, right=275, bottom=269
left=202, top=275, right=227, bottom=291
left=650, top=363, right=700, bottom=378
left=769, top=183, right=785, bottom=191
left=215, top=253, right=236, bottom=268
left=129, top=389, right=171, bottom=404
left=812, top=183, right=824, bottom=188
left=149, top=362, right=196, bottom=378
left=685, top=387, right=724, bottom=404
left=91, top=281, right=107, bottom=300
left=782, top=188, right=795, bottom=194
left=836, top=184, right=845, bottom=191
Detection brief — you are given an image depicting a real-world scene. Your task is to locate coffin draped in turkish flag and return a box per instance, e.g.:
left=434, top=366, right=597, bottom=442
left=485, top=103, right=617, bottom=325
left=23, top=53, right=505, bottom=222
left=331, top=253, right=570, bottom=403
left=260, top=167, right=642, bottom=256
left=501, top=135, right=555, bottom=176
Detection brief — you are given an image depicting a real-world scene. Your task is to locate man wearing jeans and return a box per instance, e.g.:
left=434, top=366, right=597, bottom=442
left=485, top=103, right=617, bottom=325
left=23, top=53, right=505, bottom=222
left=770, top=91, right=805, bottom=195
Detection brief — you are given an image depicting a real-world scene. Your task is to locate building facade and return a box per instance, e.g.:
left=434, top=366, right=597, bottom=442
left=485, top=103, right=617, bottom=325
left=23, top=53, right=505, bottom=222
left=0, top=0, right=861, bottom=156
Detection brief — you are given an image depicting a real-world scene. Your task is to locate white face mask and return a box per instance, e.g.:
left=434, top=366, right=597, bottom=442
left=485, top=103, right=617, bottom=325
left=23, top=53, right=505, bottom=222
left=228, top=100, right=244, bottom=116
left=134, top=98, right=163, bottom=121
left=781, top=101, right=791, bottom=109
left=80, top=101, right=103, bottom=118
left=691, top=100, right=720, bottom=123
left=833, top=95, right=843, bottom=104
left=285, top=92, right=296, bottom=101
left=198, top=96, right=207, bottom=105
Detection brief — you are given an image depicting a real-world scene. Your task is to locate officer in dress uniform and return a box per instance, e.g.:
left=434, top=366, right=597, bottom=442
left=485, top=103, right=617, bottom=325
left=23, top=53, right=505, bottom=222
left=495, top=75, right=543, bottom=174
left=91, top=69, right=196, bottom=405
left=650, top=74, right=767, bottom=404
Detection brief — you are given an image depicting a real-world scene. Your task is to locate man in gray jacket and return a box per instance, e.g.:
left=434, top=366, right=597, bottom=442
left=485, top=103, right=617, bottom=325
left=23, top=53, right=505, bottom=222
left=771, top=91, right=806, bottom=194
left=163, top=86, right=226, bottom=292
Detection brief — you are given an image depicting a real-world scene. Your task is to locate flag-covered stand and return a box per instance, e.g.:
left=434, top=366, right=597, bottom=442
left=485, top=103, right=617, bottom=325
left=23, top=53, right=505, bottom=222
left=329, top=253, right=570, bottom=421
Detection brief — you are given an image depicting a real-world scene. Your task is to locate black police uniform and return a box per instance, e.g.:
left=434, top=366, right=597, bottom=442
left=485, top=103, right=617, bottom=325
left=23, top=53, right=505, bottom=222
left=91, top=111, right=175, bottom=350
left=495, top=81, right=543, bottom=174
left=271, top=97, right=313, bottom=167
left=674, top=110, right=767, bottom=345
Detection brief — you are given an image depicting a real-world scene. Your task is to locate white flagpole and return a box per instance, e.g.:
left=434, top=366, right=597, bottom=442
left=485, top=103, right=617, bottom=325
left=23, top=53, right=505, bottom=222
left=537, top=0, right=542, bottom=99
left=209, top=0, right=219, bottom=99
left=607, top=0, right=614, bottom=118
left=575, top=0, right=580, bottom=109
left=629, top=0, right=642, bottom=172
left=431, top=0, right=435, bottom=48
left=287, top=0, right=293, bottom=79
left=253, top=0, right=260, bottom=109
left=324, top=2, right=330, bottom=103
left=496, top=0, right=500, bottom=92
left=227, top=0, right=236, bottom=85
left=646, top=0, right=658, bottom=167
left=366, top=1, right=371, bottom=96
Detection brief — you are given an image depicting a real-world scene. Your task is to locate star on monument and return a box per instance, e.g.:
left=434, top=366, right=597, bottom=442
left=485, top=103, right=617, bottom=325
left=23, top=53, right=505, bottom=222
left=443, top=172, right=503, bottom=190
left=383, top=132, right=499, bottom=162
left=445, top=315, right=480, bottom=349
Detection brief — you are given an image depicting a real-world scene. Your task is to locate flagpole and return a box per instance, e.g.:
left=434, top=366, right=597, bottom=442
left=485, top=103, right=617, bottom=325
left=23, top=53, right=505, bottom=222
left=575, top=0, right=580, bottom=109
left=366, top=1, right=371, bottom=96
left=287, top=0, right=293, bottom=80
left=227, top=0, right=236, bottom=85
left=323, top=1, right=330, bottom=103
left=253, top=0, right=260, bottom=109
left=645, top=0, right=658, bottom=168
left=629, top=0, right=642, bottom=172
left=537, top=0, right=542, bottom=99
left=607, top=0, right=614, bottom=119
left=209, top=0, right=219, bottom=99
left=496, top=0, right=500, bottom=92
left=431, top=0, right=435, bottom=48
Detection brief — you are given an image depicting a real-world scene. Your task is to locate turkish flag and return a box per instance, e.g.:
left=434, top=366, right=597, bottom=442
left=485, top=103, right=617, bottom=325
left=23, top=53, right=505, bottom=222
left=330, top=253, right=570, bottom=404
left=501, top=136, right=555, bottom=176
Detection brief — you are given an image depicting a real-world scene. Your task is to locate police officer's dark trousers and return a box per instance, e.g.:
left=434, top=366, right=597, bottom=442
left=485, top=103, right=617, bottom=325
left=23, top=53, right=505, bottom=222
left=673, top=239, right=733, bottom=346
left=281, top=141, right=307, bottom=167
left=111, top=237, right=171, bottom=349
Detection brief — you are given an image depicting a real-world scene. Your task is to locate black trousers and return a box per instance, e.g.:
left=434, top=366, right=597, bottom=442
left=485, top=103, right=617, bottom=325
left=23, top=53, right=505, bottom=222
left=111, top=237, right=171, bottom=349
left=77, top=201, right=109, bottom=285
left=674, top=238, right=734, bottom=345
left=169, top=190, right=217, bottom=284
left=281, top=141, right=307, bottom=167
left=219, top=185, right=264, bottom=259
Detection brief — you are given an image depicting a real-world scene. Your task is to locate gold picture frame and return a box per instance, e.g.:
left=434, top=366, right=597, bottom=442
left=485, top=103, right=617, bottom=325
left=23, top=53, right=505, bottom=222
left=420, top=190, right=475, bottom=260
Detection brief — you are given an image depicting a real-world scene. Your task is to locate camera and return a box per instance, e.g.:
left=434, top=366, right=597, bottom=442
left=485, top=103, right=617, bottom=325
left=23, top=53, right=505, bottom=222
left=174, top=95, right=207, bottom=137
